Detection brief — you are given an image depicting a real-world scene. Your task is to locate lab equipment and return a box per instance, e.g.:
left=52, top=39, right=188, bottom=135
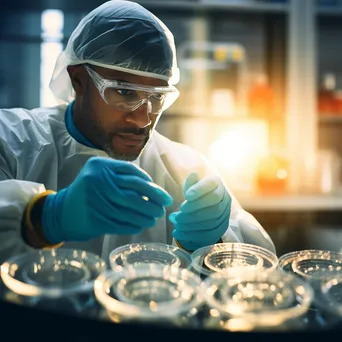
left=109, top=242, right=192, bottom=271
left=170, top=172, right=231, bottom=251
left=84, top=65, right=179, bottom=115
left=174, top=41, right=248, bottom=117
left=0, top=248, right=106, bottom=317
left=42, top=156, right=173, bottom=244
left=94, top=264, right=205, bottom=327
left=0, top=103, right=275, bottom=263
left=190, top=242, right=278, bottom=279
left=317, top=274, right=342, bottom=329
left=0, top=0, right=276, bottom=263
left=279, top=249, right=342, bottom=329
left=202, top=268, right=313, bottom=332
left=49, top=0, right=180, bottom=105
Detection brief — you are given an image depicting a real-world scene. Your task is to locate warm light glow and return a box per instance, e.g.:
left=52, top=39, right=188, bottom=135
left=208, top=119, right=269, bottom=193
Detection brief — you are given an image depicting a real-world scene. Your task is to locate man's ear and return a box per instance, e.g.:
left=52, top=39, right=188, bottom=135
left=67, top=65, right=87, bottom=95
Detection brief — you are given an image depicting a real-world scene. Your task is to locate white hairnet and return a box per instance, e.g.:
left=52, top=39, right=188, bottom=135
left=49, top=0, right=180, bottom=105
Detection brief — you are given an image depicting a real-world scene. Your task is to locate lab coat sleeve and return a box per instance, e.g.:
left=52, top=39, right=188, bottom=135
left=0, top=153, right=46, bottom=263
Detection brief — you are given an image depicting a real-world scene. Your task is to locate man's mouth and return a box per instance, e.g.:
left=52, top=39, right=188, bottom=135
left=116, top=133, right=147, bottom=147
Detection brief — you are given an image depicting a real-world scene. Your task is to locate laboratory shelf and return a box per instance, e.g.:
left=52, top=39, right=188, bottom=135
left=318, top=115, right=342, bottom=123
left=316, top=7, right=342, bottom=16
left=237, top=193, right=342, bottom=212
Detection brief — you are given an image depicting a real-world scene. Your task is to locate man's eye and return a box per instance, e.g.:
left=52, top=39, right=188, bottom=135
left=152, top=93, right=165, bottom=100
left=116, top=89, right=134, bottom=96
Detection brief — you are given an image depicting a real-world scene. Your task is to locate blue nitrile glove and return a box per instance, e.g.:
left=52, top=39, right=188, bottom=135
left=169, top=172, right=231, bottom=251
left=42, top=157, right=173, bottom=244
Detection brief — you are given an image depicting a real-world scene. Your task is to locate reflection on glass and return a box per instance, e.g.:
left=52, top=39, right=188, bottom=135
left=94, top=264, right=205, bottom=327
left=292, top=250, right=342, bottom=281
left=320, top=275, right=342, bottom=319
left=0, top=248, right=106, bottom=317
left=202, top=269, right=313, bottom=332
left=278, top=249, right=342, bottom=328
left=109, top=242, right=192, bottom=271
left=191, top=242, right=278, bottom=278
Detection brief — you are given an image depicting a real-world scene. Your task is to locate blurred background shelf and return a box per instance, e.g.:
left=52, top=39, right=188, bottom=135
left=238, top=193, right=342, bottom=211
left=317, top=7, right=342, bottom=15
left=318, top=115, right=342, bottom=123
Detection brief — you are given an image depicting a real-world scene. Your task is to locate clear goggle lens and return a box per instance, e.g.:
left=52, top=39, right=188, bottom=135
left=85, top=65, right=179, bottom=114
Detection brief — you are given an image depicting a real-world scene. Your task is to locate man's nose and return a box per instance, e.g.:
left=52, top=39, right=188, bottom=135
left=125, top=100, right=152, bottom=128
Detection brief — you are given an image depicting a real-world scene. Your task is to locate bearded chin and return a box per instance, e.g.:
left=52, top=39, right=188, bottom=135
left=102, top=137, right=149, bottom=161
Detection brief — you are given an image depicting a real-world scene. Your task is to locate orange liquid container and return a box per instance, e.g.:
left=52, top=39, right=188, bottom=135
left=248, top=74, right=274, bottom=120
left=256, top=151, right=288, bottom=195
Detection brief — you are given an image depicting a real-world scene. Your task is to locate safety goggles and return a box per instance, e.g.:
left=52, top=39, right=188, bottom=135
left=84, top=65, right=179, bottom=114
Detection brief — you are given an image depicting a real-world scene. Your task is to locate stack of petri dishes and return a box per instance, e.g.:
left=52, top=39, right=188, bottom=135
left=0, top=248, right=107, bottom=317
left=278, top=249, right=342, bottom=329
left=109, top=242, right=192, bottom=271
left=95, top=242, right=203, bottom=326
left=190, top=242, right=279, bottom=279
left=201, top=268, right=314, bottom=332
left=94, top=263, right=205, bottom=327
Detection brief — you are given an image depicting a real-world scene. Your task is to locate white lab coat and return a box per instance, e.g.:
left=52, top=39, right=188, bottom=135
left=0, top=104, right=275, bottom=264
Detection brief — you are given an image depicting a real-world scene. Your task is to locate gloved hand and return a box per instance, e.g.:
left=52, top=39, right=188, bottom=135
left=169, top=172, right=231, bottom=251
left=42, top=156, right=173, bottom=244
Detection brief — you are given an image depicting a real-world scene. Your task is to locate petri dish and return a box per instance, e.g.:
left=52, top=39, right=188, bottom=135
left=191, top=243, right=278, bottom=277
left=202, top=268, right=314, bottom=330
left=109, top=242, right=192, bottom=271
left=291, top=250, right=342, bottom=281
left=280, top=249, right=342, bottom=329
left=278, top=250, right=319, bottom=274
left=320, top=274, right=342, bottom=317
left=0, top=248, right=107, bottom=298
left=94, top=263, right=204, bottom=325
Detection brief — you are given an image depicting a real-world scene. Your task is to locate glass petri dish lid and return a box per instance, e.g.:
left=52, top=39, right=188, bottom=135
left=202, top=268, right=314, bottom=327
left=0, top=248, right=107, bottom=298
left=109, top=242, right=192, bottom=271
left=191, top=242, right=278, bottom=277
left=319, top=274, right=342, bottom=317
left=291, top=249, right=342, bottom=281
left=94, top=263, right=204, bottom=322
left=278, top=249, right=320, bottom=274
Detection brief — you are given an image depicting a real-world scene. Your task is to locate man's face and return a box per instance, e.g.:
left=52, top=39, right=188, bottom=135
left=71, top=65, right=169, bottom=161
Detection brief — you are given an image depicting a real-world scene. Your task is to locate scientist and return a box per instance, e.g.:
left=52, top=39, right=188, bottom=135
left=0, top=0, right=275, bottom=263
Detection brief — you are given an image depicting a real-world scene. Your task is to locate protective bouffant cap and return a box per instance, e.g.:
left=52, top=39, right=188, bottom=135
left=49, top=0, right=180, bottom=105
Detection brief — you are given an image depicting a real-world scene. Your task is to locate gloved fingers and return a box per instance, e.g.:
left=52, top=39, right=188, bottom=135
left=108, top=173, right=173, bottom=207
left=184, top=176, right=220, bottom=201
left=172, top=229, right=219, bottom=246
left=104, top=188, right=166, bottom=218
left=180, top=185, right=228, bottom=213
left=183, top=172, right=200, bottom=192
left=97, top=213, right=144, bottom=235
left=172, top=216, right=228, bottom=232
left=106, top=158, right=153, bottom=182
left=89, top=157, right=153, bottom=182
left=103, top=202, right=158, bottom=229
left=173, top=198, right=231, bottom=224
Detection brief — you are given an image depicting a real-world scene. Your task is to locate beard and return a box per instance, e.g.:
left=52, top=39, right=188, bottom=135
left=102, top=135, right=149, bottom=161
left=89, top=111, right=152, bottom=161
